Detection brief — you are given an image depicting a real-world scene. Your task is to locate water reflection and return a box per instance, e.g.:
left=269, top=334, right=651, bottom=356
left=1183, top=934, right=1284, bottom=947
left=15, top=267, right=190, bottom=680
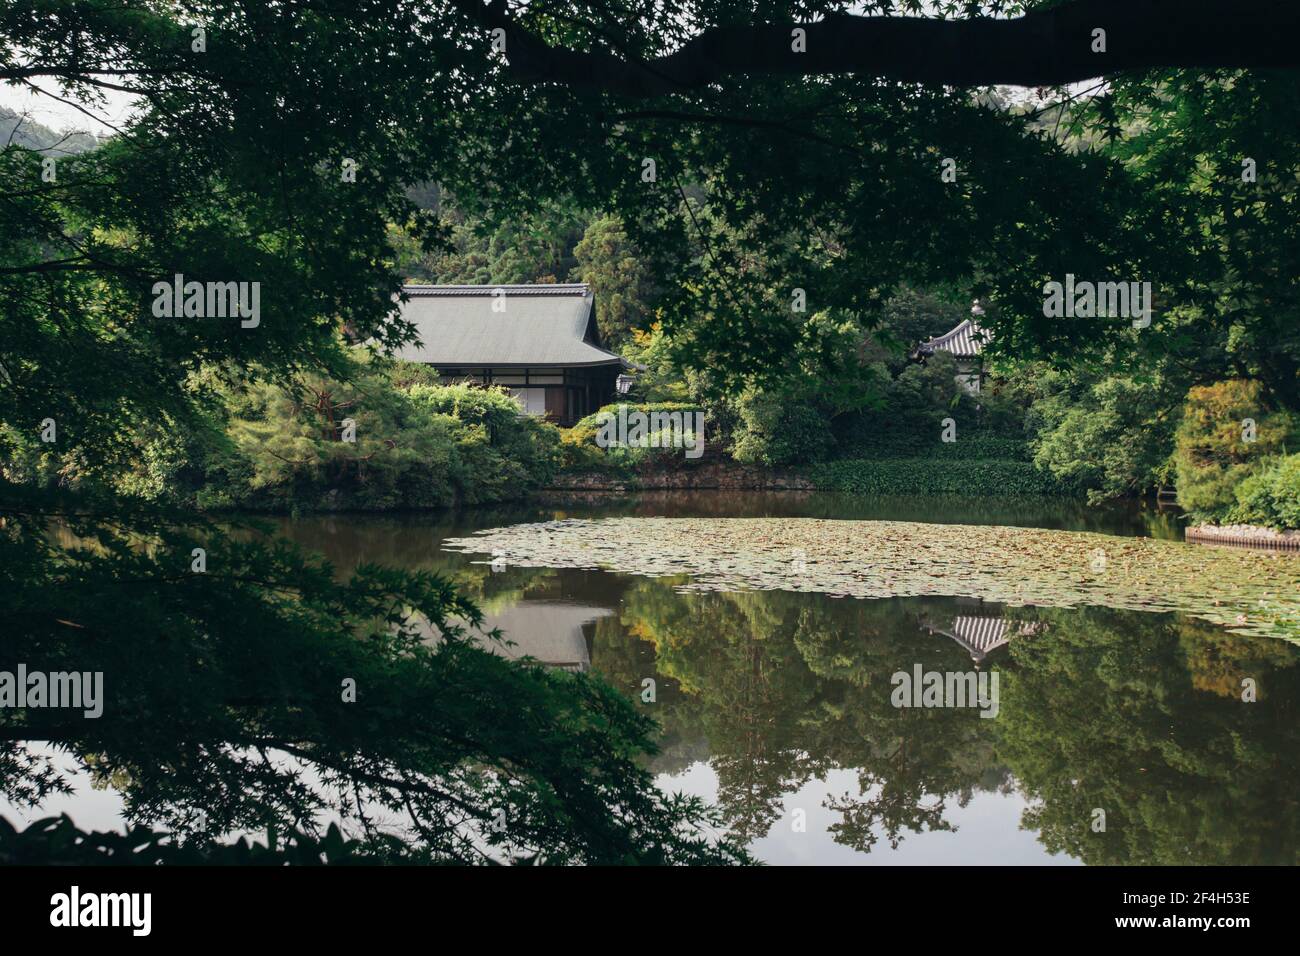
left=594, top=580, right=1299, bottom=863
left=918, top=603, right=1047, bottom=665
left=264, top=496, right=1296, bottom=865
left=6, top=494, right=1295, bottom=864
left=476, top=603, right=607, bottom=672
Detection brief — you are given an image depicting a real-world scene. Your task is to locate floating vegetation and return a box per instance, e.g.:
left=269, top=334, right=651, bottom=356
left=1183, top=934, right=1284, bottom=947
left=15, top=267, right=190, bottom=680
left=444, top=518, right=1300, bottom=641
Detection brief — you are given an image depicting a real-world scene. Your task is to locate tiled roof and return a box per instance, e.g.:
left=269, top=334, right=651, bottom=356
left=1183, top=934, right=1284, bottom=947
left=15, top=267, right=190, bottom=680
left=949, top=615, right=1013, bottom=659
left=393, top=283, right=630, bottom=369
left=922, top=614, right=1042, bottom=663
left=404, top=284, right=592, bottom=297
left=917, top=319, right=988, bottom=360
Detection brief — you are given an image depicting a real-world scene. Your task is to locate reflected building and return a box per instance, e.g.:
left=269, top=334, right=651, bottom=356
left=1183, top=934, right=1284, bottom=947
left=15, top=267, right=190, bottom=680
left=919, top=601, right=1044, bottom=665
left=474, top=602, right=612, bottom=672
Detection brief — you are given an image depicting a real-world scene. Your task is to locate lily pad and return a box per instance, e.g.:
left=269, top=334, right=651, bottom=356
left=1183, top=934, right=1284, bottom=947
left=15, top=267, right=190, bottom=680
left=444, top=518, right=1300, bottom=641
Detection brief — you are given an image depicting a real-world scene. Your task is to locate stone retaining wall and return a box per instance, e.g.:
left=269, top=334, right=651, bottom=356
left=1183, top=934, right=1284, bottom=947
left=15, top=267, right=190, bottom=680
left=1185, top=523, right=1300, bottom=550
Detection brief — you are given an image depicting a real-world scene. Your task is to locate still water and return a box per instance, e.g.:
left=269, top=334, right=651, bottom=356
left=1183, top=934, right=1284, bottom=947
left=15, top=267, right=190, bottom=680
left=263, top=492, right=1299, bottom=865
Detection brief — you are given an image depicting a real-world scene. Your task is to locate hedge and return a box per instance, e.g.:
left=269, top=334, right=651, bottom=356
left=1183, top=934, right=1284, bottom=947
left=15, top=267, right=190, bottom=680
left=838, top=434, right=1033, bottom=462
left=809, top=457, right=1072, bottom=496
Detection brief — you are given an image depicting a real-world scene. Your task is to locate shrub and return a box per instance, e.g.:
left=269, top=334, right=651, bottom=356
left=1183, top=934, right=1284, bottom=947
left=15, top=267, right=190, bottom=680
left=840, top=431, right=1031, bottom=461
left=729, top=391, right=834, bottom=466
left=558, top=424, right=610, bottom=471
left=564, top=402, right=707, bottom=469
left=1227, top=453, right=1300, bottom=530
left=570, top=401, right=704, bottom=434
left=199, top=359, right=561, bottom=511
left=408, top=381, right=562, bottom=503
left=0, top=423, right=63, bottom=489
left=1029, top=373, right=1182, bottom=500
left=1173, top=380, right=1296, bottom=521
left=213, top=373, right=463, bottom=511
left=832, top=353, right=1021, bottom=460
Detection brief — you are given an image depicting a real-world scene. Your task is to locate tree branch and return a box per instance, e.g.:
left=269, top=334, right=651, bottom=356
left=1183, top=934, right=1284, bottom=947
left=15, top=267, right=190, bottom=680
left=470, top=0, right=1300, bottom=95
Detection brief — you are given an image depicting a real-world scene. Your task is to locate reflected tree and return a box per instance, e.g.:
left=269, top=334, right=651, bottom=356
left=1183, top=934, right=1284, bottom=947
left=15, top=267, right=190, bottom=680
left=999, top=608, right=1300, bottom=865
left=0, top=494, right=749, bottom=865
left=594, top=579, right=1300, bottom=863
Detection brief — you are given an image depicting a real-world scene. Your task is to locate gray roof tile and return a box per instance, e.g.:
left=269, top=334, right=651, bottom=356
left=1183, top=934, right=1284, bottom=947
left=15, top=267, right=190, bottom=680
left=917, top=319, right=988, bottom=360
left=393, top=284, right=629, bottom=368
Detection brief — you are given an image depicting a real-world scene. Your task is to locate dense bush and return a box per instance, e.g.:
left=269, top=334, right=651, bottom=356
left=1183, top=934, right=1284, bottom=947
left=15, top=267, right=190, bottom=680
left=832, top=354, right=1031, bottom=456
left=194, top=358, right=562, bottom=512
left=617, top=325, right=696, bottom=403
left=1028, top=371, right=1183, bottom=501
left=698, top=310, right=885, bottom=466
left=1226, top=454, right=1300, bottom=530
left=838, top=431, right=1031, bottom=461
left=0, top=423, right=64, bottom=488
left=1173, top=380, right=1296, bottom=521
left=408, top=382, right=563, bottom=504
left=563, top=402, right=707, bottom=469
left=729, top=391, right=835, bottom=466
left=810, top=457, right=1071, bottom=496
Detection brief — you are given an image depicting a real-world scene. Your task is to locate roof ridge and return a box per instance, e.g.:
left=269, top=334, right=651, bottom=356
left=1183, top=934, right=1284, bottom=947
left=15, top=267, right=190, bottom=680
left=933, top=317, right=974, bottom=342
left=403, top=283, right=591, bottom=297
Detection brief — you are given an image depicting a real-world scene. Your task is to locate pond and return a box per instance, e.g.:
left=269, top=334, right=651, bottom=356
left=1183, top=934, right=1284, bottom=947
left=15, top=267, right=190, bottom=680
left=270, top=492, right=1299, bottom=865
left=7, top=492, right=1296, bottom=864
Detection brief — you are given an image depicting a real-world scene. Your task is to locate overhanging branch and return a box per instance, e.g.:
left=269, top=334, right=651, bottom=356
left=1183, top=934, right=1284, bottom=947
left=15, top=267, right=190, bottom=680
left=464, top=0, right=1300, bottom=95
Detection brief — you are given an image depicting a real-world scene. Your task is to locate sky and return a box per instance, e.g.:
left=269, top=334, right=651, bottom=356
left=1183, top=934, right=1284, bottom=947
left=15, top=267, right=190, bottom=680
left=0, top=80, right=140, bottom=134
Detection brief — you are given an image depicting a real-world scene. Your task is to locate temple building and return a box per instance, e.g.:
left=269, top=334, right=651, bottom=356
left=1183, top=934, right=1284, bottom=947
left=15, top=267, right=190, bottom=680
left=914, top=302, right=990, bottom=394
left=392, top=283, right=635, bottom=425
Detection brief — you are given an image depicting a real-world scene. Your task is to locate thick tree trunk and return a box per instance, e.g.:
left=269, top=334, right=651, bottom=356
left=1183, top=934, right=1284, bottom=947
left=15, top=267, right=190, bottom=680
left=465, top=0, right=1300, bottom=95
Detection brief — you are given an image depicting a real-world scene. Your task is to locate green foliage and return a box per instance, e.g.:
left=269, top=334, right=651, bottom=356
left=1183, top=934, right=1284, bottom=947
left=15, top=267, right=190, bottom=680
left=0, top=816, right=397, bottom=865
left=1087, top=69, right=1300, bottom=411
left=862, top=286, right=972, bottom=374
left=849, top=433, right=1032, bottom=461
left=0, top=1, right=754, bottom=863
left=1226, top=454, right=1300, bottom=531
left=729, top=390, right=834, bottom=467
left=810, top=458, right=1068, bottom=497
left=571, top=402, right=704, bottom=435
left=713, top=310, right=888, bottom=465
left=1173, top=380, right=1296, bottom=520
left=565, top=402, right=706, bottom=469
left=0, top=487, right=750, bottom=865
left=6, top=0, right=1300, bottom=863
left=558, top=425, right=614, bottom=472
left=618, top=325, right=695, bottom=404
left=211, top=364, right=459, bottom=511
left=408, top=381, right=563, bottom=504
left=394, top=194, right=589, bottom=287
left=1028, top=371, right=1181, bottom=502
left=572, top=215, right=655, bottom=349
left=0, top=423, right=64, bottom=489
left=201, top=360, right=561, bottom=512
left=833, top=354, right=975, bottom=456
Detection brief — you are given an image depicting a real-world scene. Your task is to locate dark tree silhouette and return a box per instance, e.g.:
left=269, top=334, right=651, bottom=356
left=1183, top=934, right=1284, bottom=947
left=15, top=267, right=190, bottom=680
left=459, top=0, right=1300, bottom=94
